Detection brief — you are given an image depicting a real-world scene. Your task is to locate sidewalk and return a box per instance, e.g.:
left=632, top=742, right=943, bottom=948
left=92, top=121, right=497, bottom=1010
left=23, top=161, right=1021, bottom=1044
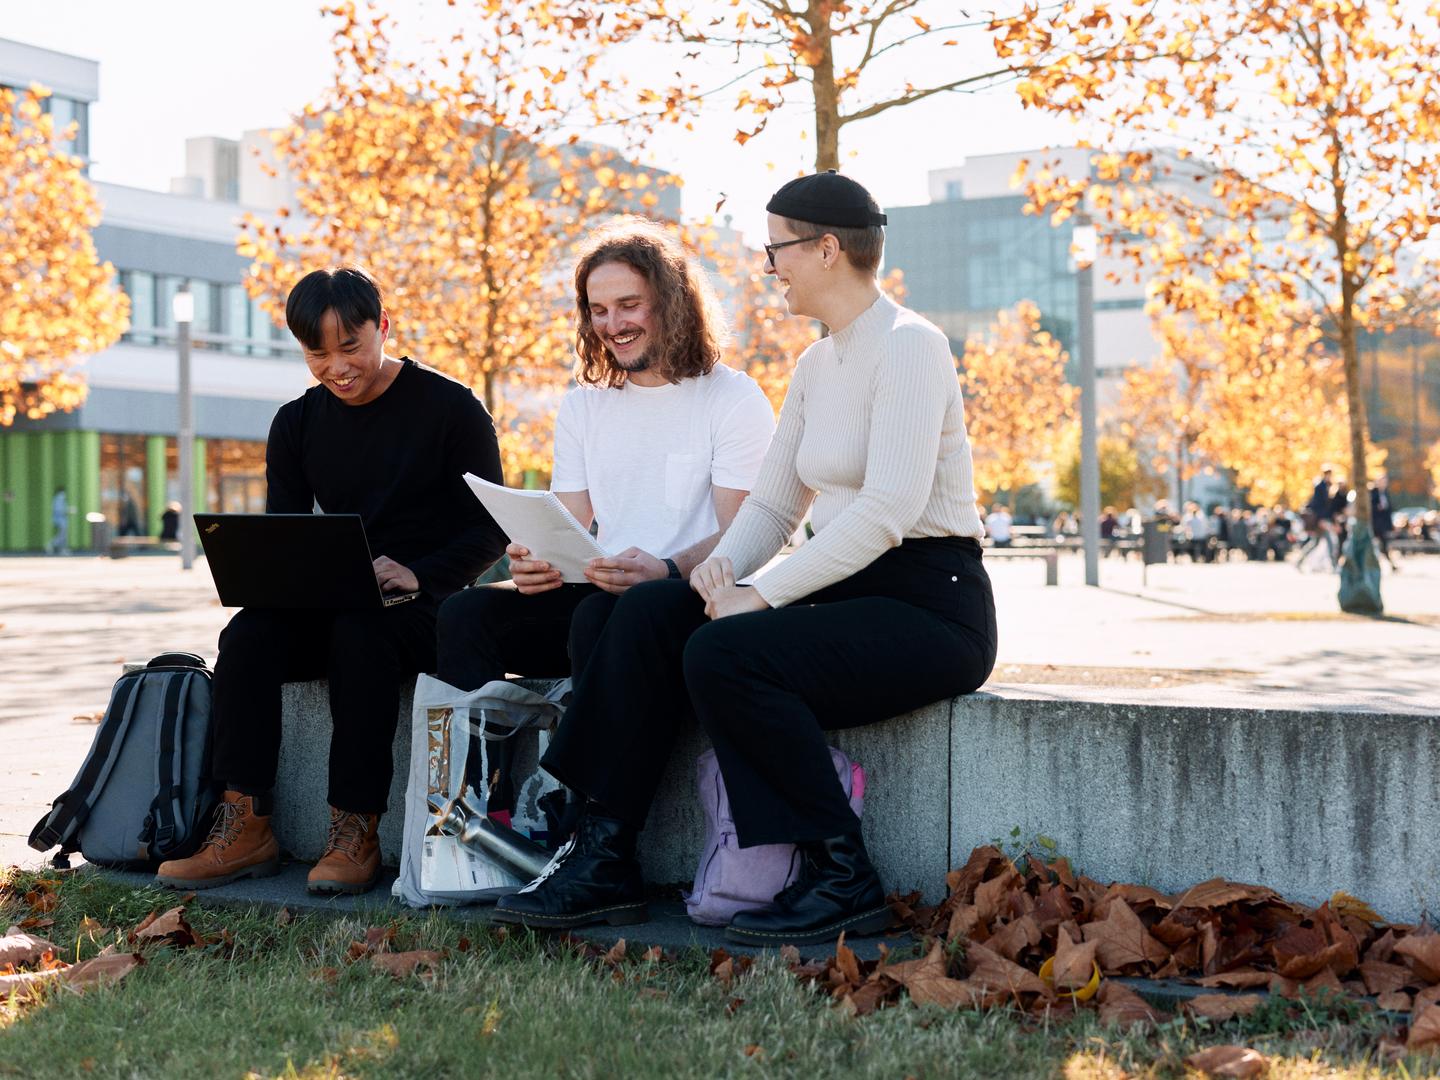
left=4, top=552, right=1438, bottom=868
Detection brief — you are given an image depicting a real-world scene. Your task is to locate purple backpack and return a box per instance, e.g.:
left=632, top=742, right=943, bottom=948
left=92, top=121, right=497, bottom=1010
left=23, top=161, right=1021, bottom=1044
left=684, top=747, right=866, bottom=926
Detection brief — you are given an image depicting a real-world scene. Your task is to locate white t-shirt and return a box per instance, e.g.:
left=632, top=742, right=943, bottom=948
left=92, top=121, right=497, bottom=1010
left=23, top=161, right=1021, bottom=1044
left=985, top=509, right=1012, bottom=543
left=551, top=364, right=776, bottom=557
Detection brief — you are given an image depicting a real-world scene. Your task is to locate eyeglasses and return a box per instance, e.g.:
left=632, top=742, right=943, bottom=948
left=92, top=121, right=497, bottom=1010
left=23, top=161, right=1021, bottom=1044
left=763, top=235, right=826, bottom=267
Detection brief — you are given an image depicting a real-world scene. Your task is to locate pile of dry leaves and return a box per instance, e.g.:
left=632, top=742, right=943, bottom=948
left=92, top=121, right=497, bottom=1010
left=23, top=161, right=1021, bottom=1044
left=759, top=844, right=1440, bottom=1067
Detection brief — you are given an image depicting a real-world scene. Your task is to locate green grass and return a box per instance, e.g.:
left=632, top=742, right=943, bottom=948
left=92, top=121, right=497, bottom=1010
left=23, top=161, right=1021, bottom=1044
left=0, top=869, right=1429, bottom=1079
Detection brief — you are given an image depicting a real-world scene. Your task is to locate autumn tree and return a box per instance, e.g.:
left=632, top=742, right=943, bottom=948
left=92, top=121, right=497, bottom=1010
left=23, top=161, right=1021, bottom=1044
left=592, top=0, right=1019, bottom=172
left=1192, top=300, right=1385, bottom=509
left=0, top=85, right=128, bottom=426
left=1114, top=315, right=1218, bottom=504
left=1427, top=439, right=1440, bottom=502
left=239, top=1, right=664, bottom=480
left=1054, top=431, right=1158, bottom=511
left=959, top=301, right=1077, bottom=503
left=997, top=0, right=1440, bottom=608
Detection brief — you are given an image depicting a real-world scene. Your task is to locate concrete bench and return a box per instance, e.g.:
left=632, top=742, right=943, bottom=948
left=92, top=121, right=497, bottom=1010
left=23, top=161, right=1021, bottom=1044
left=982, top=545, right=1059, bottom=585
left=271, top=681, right=1440, bottom=922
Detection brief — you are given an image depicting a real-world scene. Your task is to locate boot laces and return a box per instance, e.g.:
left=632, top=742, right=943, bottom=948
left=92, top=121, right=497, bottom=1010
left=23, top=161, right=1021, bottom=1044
left=772, top=847, right=821, bottom=909
left=324, top=811, right=372, bottom=859
left=518, top=837, right=574, bottom=894
left=202, top=800, right=244, bottom=852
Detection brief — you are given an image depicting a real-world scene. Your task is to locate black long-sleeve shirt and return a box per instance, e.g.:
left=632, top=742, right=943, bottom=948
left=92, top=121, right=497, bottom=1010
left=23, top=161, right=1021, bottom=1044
left=265, top=357, right=506, bottom=600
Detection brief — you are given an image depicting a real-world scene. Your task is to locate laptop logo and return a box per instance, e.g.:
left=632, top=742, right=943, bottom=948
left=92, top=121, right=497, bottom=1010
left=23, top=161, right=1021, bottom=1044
left=205, top=523, right=220, bottom=534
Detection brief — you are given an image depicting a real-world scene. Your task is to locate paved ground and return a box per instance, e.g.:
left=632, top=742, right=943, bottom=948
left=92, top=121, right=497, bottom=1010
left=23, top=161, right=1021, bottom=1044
left=4, top=550, right=1439, bottom=870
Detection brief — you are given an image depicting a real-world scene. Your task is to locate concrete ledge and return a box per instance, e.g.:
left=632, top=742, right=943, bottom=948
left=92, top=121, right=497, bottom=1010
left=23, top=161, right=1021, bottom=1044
left=272, top=681, right=1440, bottom=921
left=953, top=689, right=1440, bottom=921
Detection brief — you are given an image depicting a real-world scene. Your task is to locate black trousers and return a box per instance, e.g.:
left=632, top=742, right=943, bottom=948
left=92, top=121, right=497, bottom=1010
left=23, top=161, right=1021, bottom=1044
left=210, top=600, right=439, bottom=815
left=542, top=538, right=998, bottom=847
left=435, top=583, right=619, bottom=812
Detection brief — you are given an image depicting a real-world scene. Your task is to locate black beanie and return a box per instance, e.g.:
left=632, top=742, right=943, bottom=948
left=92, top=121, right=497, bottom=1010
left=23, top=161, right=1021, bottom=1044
left=765, top=170, right=887, bottom=228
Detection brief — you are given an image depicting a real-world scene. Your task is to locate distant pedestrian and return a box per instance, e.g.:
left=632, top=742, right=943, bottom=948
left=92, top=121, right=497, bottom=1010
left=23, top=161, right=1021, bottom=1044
left=118, top=490, right=142, bottom=537
left=1370, top=474, right=1399, bottom=571
left=986, top=503, right=1013, bottom=547
left=1297, top=466, right=1339, bottom=571
left=159, top=502, right=181, bottom=543
left=49, top=488, right=69, bottom=555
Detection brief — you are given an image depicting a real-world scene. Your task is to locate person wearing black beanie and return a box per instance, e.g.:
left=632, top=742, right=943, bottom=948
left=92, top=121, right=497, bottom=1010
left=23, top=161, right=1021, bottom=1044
left=497, top=173, right=996, bottom=945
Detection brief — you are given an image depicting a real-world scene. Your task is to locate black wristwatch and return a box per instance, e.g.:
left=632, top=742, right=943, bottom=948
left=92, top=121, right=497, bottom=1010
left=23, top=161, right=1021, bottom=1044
left=663, top=557, right=682, bottom=579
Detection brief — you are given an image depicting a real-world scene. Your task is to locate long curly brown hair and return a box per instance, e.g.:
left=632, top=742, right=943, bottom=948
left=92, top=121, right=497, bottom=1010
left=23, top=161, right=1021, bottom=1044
left=572, top=217, right=728, bottom=388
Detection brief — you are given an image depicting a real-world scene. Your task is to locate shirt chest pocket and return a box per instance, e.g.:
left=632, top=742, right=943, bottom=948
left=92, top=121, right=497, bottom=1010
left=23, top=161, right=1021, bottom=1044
left=664, top=452, right=710, bottom=511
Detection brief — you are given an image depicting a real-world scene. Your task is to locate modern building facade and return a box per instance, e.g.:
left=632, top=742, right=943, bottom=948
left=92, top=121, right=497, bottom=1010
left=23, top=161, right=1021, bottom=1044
left=0, top=36, right=682, bottom=552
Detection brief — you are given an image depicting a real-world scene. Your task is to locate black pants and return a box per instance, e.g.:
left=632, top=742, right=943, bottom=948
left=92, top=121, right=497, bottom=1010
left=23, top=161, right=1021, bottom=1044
left=542, top=538, right=998, bottom=847
left=211, top=600, right=438, bottom=814
left=435, top=583, right=619, bottom=812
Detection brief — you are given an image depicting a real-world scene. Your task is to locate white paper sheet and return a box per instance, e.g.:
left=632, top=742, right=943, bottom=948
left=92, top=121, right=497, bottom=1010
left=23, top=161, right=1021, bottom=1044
left=463, top=473, right=607, bottom=583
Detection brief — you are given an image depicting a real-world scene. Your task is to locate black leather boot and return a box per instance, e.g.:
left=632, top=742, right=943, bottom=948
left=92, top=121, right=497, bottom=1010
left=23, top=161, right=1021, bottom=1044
left=726, top=833, right=893, bottom=946
left=492, top=810, right=648, bottom=929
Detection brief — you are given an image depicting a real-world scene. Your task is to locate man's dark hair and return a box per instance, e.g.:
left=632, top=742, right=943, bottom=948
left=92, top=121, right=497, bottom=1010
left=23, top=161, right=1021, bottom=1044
left=573, top=217, right=727, bottom=388
left=285, top=266, right=384, bottom=351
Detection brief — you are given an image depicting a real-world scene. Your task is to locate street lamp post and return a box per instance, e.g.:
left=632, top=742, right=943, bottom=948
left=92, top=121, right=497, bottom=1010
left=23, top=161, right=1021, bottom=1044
left=173, top=284, right=195, bottom=571
left=1073, top=215, right=1100, bottom=587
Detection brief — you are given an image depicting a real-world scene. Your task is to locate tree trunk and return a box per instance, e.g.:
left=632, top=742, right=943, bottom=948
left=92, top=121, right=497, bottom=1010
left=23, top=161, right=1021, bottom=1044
left=1338, top=283, right=1371, bottom=529
left=807, top=1, right=841, bottom=172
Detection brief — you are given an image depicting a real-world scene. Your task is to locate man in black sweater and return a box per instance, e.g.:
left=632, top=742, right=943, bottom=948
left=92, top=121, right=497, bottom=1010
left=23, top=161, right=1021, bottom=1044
left=157, top=267, right=506, bottom=895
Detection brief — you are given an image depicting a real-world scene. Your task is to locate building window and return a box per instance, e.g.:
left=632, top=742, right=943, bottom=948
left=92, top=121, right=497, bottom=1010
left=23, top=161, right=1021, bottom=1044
left=222, top=284, right=249, bottom=345
left=207, top=439, right=267, bottom=513
left=121, top=270, right=156, bottom=345
left=46, top=96, right=90, bottom=160
left=99, top=434, right=149, bottom=535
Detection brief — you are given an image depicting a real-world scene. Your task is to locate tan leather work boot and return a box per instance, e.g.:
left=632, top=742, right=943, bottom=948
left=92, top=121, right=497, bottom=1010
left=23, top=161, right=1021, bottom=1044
left=155, top=791, right=280, bottom=889
left=307, top=808, right=380, bottom=894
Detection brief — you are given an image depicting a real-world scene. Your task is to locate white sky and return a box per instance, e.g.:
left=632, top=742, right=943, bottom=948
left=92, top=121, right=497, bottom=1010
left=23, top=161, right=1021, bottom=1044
left=5, top=1, right=1076, bottom=245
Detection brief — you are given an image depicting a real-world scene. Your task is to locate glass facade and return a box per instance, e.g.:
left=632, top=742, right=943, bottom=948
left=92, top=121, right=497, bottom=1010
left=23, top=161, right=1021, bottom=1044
left=116, top=271, right=290, bottom=356
left=886, top=194, right=1078, bottom=359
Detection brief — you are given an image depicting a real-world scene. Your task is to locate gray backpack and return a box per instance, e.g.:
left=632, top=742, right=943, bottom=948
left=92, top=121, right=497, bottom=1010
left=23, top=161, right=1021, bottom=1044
left=29, top=653, right=218, bottom=869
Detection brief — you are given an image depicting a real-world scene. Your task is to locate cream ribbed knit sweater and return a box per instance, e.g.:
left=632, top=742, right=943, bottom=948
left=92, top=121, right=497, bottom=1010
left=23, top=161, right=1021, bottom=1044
left=712, top=293, right=983, bottom=608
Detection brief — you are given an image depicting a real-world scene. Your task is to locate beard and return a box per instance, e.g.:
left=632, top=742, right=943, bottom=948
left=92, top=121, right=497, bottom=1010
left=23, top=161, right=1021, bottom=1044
left=610, top=349, right=650, bottom=373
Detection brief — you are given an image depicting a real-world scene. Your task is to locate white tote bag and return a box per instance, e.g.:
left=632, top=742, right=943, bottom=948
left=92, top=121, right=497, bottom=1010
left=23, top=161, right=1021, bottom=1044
left=392, top=675, right=568, bottom=907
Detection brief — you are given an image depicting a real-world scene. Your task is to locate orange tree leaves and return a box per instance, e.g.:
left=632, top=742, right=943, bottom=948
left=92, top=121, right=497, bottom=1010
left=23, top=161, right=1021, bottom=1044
left=0, top=85, right=128, bottom=427
left=995, top=0, right=1440, bottom=540
left=238, top=1, right=665, bottom=478
left=959, top=301, right=1078, bottom=503
left=583, top=1, right=1012, bottom=173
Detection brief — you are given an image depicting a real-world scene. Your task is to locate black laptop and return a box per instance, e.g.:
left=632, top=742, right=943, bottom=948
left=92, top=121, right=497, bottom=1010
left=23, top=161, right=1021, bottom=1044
left=195, top=513, right=419, bottom=610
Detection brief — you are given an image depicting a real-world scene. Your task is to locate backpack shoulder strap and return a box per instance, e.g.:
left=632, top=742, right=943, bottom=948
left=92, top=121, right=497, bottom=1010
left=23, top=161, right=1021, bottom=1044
left=28, top=674, right=145, bottom=853
left=137, top=671, right=196, bottom=860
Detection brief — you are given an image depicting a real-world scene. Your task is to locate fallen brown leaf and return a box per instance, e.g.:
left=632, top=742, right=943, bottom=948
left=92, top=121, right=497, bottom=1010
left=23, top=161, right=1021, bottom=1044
left=987, top=914, right=1041, bottom=962
left=1053, top=929, right=1099, bottom=993
left=1408, top=1004, right=1440, bottom=1054
left=603, top=938, right=627, bottom=966
left=1184, top=1044, right=1269, bottom=1077
left=947, top=902, right=982, bottom=943
left=275, top=907, right=293, bottom=927
left=1376, top=990, right=1411, bottom=1012
left=1359, top=959, right=1415, bottom=996
left=779, top=945, right=801, bottom=967
left=1395, top=932, right=1440, bottom=983
left=76, top=916, right=107, bottom=942
left=1365, top=929, right=1398, bottom=964
left=1186, top=993, right=1264, bottom=1023
left=0, top=966, right=64, bottom=1000
left=131, top=906, right=196, bottom=948
left=945, top=846, right=1007, bottom=904
left=834, top=933, right=861, bottom=988
left=0, top=931, right=59, bottom=969
left=1096, top=981, right=1163, bottom=1028
left=965, top=943, right=1050, bottom=1000
left=1414, top=985, right=1440, bottom=1021
left=974, top=868, right=1022, bottom=926
left=63, top=950, right=142, bottom=990
left=370, top=949, right=442, bottom=978
left=1329, top=891, right=1384, bottom=926
left=1082, top=898, right=1171, bottom=973
left=1173, top=879, right=1280, bottom=910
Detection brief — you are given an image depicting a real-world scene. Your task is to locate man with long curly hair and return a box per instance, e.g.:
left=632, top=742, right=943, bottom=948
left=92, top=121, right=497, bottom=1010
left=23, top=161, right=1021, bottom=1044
left=435, top=216, right=774, bottom=820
